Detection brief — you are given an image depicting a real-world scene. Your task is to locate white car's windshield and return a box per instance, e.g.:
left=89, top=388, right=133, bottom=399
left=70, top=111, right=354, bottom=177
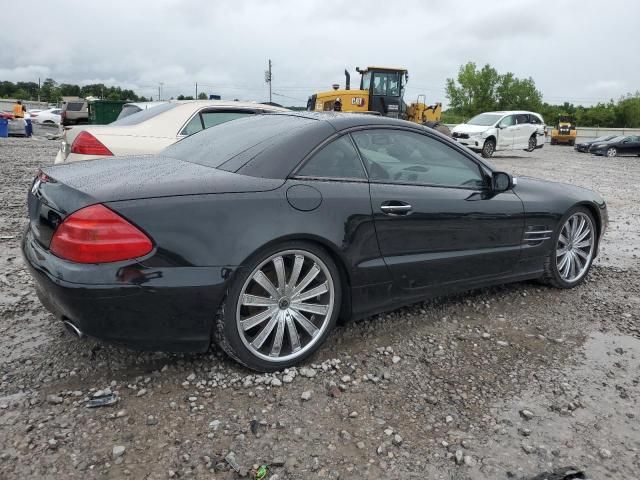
left=466, top=113, right=502, bottom=126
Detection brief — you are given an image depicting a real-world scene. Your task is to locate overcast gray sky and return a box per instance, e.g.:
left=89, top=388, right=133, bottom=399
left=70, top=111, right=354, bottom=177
left=1, top=0, right=638, bottom=106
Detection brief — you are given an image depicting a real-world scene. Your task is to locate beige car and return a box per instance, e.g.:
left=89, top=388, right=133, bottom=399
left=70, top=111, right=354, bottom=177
left=54, top=100, right=288, bottom=164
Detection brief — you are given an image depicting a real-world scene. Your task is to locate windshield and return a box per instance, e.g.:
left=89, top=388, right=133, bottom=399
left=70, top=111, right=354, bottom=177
left=467, top=113, right=502, bottom=126
left=593, top=135, right=616, bottom=142
left=372, top=72, right=401, bottom=96
left=110, top=102, right=178, bottom=125
left=601, top=136, right=624, bottom=143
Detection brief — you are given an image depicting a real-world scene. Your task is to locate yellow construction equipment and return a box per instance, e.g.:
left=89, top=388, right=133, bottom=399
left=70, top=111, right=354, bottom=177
left=550, top=115, right=577, bottom=146
left=307, top=66, right=449, bottom=135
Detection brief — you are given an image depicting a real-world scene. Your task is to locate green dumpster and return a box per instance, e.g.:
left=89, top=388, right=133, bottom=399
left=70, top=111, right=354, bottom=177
left=88, top=100, right=128, bottom=125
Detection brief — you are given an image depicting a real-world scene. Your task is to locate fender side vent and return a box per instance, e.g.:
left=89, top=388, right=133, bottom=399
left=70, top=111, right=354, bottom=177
left=524, top=226, right=553, bottom=246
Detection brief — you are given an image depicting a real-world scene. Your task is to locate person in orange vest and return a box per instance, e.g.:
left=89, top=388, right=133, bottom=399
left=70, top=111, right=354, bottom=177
left=12, top=100, right=26, bottom=118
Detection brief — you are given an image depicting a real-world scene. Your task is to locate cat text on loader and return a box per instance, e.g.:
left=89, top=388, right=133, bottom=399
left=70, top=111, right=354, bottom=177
left=307, top=66, right=450, bottom=136
left=550, top=115, right=577, bottom=146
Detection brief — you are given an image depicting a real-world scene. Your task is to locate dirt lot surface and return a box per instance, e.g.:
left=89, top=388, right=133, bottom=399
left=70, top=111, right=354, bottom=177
left=1, top=136, right=638, bottom=480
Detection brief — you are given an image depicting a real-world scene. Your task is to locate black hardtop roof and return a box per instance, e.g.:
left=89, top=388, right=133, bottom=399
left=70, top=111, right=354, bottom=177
left=268, top=111, right=426, bottom=132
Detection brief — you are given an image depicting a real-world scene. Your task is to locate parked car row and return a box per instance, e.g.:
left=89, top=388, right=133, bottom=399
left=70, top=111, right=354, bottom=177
left=24, top=105, right=608, bottom=371
left=575, top=134, right=640, bottom=157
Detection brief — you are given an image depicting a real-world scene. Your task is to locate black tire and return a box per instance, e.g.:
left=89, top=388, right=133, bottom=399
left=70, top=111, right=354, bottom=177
left=569, top=140, right=575, bottom=147
left=481, top=138, right=496, bottom=158
left=526, top=135, right=537, bottom=152
left=550, top=138, right=557, bottom=145
left=541, top=206, right=597, bottom=289
left=213, top=241, right=342, bottom=372
left=606, top=147, right=617, bottom=157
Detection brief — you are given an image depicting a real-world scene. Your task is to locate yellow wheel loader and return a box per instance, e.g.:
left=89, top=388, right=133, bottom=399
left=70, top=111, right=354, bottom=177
left=307, top=67, right=450, bottom=136
left=550, top=115, right=577, bottom=146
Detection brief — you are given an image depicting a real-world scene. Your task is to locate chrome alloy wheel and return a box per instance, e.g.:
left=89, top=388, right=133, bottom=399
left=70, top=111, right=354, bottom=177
left=606, top=147, right=617, bottom=157
left=556, top=212, right=595, bottom=283
left=236, top=250, right=335, bottom=363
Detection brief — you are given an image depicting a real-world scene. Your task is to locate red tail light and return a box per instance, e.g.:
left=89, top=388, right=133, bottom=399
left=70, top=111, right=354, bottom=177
left=70, top=131, right=113, bottom=156
left=50, top=204, right=153, bottom=263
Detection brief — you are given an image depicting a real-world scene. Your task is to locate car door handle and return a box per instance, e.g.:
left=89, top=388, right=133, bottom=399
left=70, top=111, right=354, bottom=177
left=380, top=201, right=412, bottom=216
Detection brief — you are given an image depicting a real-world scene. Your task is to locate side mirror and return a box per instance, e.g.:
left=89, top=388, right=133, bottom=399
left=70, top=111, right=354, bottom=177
left=491, top=171, right=513, bottom=192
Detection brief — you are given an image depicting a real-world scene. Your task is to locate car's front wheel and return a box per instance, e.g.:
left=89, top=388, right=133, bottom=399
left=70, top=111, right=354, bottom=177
left=606, top=147, right=618, bottom=157
left=481, top=138, right=496, bottom=158
left=214, top=242, right=341, bottom=371
left=542, top=207, right=597, bottom=288
left=526, top=135, right=537, bottom=152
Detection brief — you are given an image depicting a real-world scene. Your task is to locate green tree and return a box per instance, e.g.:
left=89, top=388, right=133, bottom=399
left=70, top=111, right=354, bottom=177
left=445, top=62, right=501, bottom=117
left=197, top=92, right=208, bottom=100
left=446, top=62, right=542, bottom=119
left=615, top=93, right=640, bottom=127
left=13, top=88, right=29, bottom=100
left=40, top=78, right=60, bottom=102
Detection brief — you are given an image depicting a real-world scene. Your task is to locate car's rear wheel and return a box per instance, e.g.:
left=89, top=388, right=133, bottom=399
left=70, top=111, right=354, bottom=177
left=606, top=147, right=617, bottom=157
left=542, top=207, right=596, bottom=288
left=481, top=138, right=495, bottom=158
left=526, top=135, right=537, bottom=152
left=214, top=242, right=341, bottom=371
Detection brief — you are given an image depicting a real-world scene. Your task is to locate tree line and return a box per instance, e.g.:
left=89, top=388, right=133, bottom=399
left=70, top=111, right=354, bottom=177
left=443, top=62, right=640, bottom=128
left=3, top=68, right=639, bottom=127
left=0, top=78, right=147, bottom=103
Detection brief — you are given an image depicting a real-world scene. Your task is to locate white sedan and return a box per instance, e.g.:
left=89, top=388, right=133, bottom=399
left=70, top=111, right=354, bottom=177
left=54, top=100, right=288, bottom=164
left=32, top=108, right=62, bottom=125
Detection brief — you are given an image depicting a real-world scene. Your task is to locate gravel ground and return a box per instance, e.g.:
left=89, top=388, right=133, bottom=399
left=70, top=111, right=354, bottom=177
left=0, top=136, right=638, bottom=480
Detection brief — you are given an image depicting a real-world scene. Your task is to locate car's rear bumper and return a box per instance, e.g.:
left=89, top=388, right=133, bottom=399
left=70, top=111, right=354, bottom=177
left=22, top=228, right=232, bottom=352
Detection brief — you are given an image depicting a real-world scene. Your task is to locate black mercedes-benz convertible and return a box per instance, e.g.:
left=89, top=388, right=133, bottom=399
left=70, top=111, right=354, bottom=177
left=23, top=112, right=607, bottom=371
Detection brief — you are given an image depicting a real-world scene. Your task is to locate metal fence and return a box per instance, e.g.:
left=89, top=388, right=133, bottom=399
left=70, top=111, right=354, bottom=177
left=547, top=126, right=640, bottom=141
left=0, top=99, right=51, bottom=113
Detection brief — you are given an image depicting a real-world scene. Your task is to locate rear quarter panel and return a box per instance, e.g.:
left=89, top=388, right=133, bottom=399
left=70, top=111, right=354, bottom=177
left=107, top=181, right=385, bottom=289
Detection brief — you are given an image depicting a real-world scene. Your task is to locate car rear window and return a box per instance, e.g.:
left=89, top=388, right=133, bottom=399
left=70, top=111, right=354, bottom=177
left=162, top=114, right=318, bottom=169
left=65, top=102, right=85, bottom=111
left=111, top=102, right=178, bottom=126
left=116, top=104, right=143, bottom=120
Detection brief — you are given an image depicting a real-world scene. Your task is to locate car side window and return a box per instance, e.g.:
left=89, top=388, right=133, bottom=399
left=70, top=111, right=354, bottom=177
left=297, top=135, right=367, bottom=180
left=516, top=114, right=529, bottom=125
left=201, top=111, right=255, bottom=129
left=181, top=115, right=204, bottom=136
left=529, top=115, right=541, bottom=125
left=499, top=115, right=515, bottom=127
left=180, top=111, right=256, bottom=136
left=351, top=129, right=485, bottom=188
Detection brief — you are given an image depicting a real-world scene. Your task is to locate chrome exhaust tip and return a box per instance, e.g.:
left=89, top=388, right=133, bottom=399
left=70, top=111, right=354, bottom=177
left=63, top=320, right=84, bottom=339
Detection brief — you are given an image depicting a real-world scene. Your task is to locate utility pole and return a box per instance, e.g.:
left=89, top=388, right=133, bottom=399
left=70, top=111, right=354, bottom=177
left=38, top=77, right=41, bottom=103
left=195, top=82, right=198, bottom=99
left=159, top=82, right=164, bottom=101
left=265, top=59, right=272, bottom=103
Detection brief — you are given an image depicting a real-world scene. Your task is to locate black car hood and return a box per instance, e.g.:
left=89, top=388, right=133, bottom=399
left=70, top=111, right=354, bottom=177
left=42, top=155, right=284, bottom=204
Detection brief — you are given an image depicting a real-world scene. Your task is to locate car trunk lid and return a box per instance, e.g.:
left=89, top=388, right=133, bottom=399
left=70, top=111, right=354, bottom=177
left=29, top=156, right=284, bottom=248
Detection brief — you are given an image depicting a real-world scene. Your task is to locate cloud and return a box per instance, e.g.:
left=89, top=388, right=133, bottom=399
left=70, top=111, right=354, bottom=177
left=1, top=0, right=638, bottom=106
